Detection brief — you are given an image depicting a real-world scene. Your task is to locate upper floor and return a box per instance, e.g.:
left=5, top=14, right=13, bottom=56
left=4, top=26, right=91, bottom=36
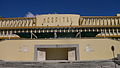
left=0, top=14, right=120, bottom=40
left=0, top=14, right=120, bottom=29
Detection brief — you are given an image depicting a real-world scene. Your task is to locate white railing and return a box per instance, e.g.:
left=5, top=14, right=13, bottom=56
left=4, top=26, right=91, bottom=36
left=80, top=16, right=120, bottom=26
left=0, top=17, right=36, bottom=27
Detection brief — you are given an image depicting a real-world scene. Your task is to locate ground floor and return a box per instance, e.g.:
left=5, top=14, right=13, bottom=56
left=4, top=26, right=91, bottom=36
left=0, top=38, right=120, bottom=61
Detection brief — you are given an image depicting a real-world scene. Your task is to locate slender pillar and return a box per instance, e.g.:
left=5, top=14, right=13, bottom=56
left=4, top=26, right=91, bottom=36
left=54, top=32, right=57, bottom=38
left=37, top=48, right=46, bottom=61
left=68, top=48, right=76, bottom=61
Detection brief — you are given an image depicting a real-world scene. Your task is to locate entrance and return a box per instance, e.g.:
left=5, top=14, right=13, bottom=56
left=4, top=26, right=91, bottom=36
left=34, top=45, right=79, bottom=61
left=46, top=48, right=68, bottom=60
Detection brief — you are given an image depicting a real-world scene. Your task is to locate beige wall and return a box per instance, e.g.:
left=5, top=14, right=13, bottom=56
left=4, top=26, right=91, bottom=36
left=0, top=39, right=120, bottom=61
left=36, top=14, right=80, bottom=26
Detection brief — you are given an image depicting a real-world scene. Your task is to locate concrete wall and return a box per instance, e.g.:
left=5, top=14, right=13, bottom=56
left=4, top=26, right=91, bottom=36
left=36, top=14, right=80, bottom=26
left=0, top=39, right=120, bottom=61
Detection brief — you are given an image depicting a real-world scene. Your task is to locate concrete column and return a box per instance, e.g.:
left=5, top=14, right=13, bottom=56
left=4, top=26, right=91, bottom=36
left=68, top=48, right=76, bottom=61
left=88, top=18, right=90, bottom=25
left=37, top=49, right=46, bottom=61
left=54, top=32, right=57, bottom=38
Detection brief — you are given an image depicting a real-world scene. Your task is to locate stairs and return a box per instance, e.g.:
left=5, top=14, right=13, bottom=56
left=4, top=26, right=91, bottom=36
left=0, top=60, right=119, bottom=68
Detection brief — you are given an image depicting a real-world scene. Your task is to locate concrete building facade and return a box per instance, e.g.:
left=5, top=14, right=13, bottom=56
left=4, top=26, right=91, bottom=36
left=0, top=14, right=120, bottom=61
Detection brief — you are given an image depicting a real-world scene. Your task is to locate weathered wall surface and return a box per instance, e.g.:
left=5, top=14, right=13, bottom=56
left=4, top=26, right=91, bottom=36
left=0, top=39, right=120, bottom=61
left=36, top=14, right=80, bottom=26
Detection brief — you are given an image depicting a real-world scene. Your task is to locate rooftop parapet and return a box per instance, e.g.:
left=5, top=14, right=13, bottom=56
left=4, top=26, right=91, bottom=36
left=36, top=14, right=80, bottom=26
left=0, top=17, right=36, bottom=28
left=117, top=14, right=120, bottom=16
left=0, top=14, right=120, bottom=29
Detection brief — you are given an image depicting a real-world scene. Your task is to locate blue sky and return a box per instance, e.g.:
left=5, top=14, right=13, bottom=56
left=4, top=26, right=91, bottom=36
left=0, top=0, right=120, bottom=17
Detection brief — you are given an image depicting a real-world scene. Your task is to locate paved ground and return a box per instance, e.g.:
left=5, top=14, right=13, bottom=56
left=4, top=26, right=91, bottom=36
left=0, top=60, right=119, bottom=68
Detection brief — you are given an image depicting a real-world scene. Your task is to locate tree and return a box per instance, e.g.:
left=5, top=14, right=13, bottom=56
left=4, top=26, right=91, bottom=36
left=0, top=16, right=3, bottom=18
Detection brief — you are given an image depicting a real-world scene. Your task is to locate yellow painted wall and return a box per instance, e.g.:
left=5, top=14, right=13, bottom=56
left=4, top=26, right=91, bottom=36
left=0, top=39, right=120, bottom=61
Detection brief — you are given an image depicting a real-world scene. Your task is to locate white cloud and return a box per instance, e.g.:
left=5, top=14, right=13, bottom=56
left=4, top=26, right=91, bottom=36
left=25, top=12, right=35, bottom=17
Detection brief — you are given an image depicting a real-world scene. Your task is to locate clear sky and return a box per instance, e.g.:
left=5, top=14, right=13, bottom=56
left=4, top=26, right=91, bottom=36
left=0, top=0, right=120, bottom=17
